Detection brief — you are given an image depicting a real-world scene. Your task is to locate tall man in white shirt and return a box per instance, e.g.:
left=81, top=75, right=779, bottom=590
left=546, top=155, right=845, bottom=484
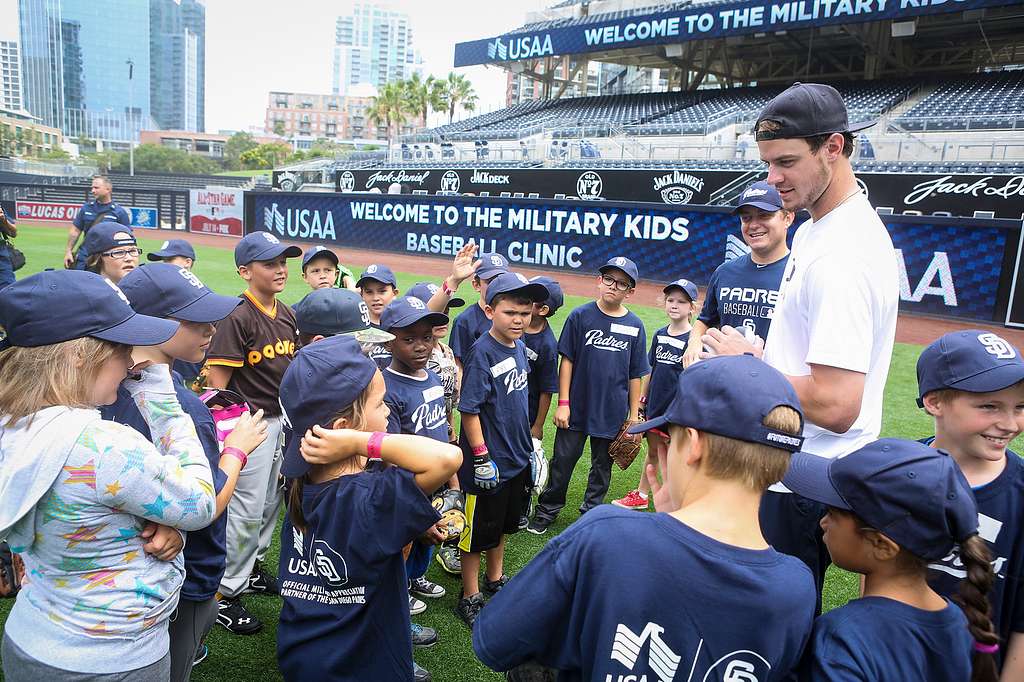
left=702, top=83, right=900, bottom=605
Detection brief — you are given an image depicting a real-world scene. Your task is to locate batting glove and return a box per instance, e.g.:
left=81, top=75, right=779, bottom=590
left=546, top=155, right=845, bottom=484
left=473, top=452, right=499, bottom=490
left=530, top=439, right=548, bottom=492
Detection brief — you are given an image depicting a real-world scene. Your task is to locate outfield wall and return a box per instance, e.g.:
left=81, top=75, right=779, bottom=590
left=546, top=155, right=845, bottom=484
left=243, top=191, right=1024, bottom=326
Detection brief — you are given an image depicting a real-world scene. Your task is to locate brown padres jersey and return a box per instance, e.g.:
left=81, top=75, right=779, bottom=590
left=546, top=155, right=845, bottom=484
left=206, top=290, right=297, bottom=415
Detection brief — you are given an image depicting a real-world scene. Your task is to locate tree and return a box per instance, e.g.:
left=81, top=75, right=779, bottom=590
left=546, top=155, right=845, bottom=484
left=224, top=132, right=258, bottom=171
left=367, top=81, right=409, bottom=145
left=441, top=72, right=478, bottom=124
left=403, top=73, right=445, bottom=129
left=240, top=141, right=292, bottom=169
left=272, top=120, right=286, bottom=137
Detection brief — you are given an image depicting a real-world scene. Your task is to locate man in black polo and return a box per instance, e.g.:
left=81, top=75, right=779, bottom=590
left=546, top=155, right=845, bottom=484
left=64, top=174, right=131, bottom=269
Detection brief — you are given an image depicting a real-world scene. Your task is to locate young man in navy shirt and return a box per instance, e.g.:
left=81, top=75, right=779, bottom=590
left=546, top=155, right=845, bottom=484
left=449, top=253, right=508, bottom=370
left=65, top=174, right=132, bottom=269
left=455, top=272, right=549, bottom=627
left=474, top=355, right=814, bottom=681
left=917, top=330, right=1024, bottom=677
left=683, top=180, right=792, bottom=367
left=529, top=257, right=650, bottom=534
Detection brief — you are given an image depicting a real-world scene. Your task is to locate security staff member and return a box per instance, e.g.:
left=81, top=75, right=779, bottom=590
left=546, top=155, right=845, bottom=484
left=64, top=174, right=131, bottom=269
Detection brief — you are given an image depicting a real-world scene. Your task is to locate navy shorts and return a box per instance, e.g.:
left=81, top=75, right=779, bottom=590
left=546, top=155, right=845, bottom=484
left=459, top=468, right=529, bottom=554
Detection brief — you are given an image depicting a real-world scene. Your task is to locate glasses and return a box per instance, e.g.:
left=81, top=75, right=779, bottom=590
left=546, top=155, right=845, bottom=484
left=102, top=247, right=142, bottom=259
left=600, top=274, right=632, bottom=291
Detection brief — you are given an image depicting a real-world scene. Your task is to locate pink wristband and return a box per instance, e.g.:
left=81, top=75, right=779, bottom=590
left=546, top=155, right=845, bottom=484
left=442, top=279, right=454, bottom=296
left=973, top=641, right=999, bottom=655
left=471, top=443, right=488, bottom=456
left=366, top=432, right=386, bottom=460
left=557, top=399, right=569, bottom=407
left=221, top=446, right=248, bottom=469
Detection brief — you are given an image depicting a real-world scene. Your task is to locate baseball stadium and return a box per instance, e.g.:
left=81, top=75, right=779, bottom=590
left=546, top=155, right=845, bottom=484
left=2, top=0, right=1024, bottom=681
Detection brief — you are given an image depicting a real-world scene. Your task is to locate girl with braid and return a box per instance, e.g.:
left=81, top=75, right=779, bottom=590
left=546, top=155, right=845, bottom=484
left=782, top=439, right=998, bottom=682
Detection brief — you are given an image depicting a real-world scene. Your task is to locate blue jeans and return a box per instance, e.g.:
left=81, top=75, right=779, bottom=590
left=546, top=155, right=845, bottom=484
left=0, top=248, right=15, bottom=289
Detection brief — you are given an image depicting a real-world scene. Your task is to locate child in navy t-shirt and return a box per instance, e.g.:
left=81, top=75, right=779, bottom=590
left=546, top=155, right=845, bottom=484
left=474, top=355, right=814, bottom=681
left=275, top=336, right=461, bottom=682
left=916, top=330, right=1024, bottom=676
left=613, top=278, right=696, bottom=512
left=782, top=439, right=999, bottom=682
left=449, top=253, right=509, bottom=369
left=530, top=257, right=650, bottom=533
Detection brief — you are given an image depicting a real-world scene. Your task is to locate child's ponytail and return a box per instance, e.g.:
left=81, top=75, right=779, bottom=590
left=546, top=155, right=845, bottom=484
left=954, top=534, right=999, bottom=682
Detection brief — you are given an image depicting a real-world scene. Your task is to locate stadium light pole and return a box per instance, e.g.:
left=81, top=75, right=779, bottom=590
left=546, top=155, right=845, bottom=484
left=127, top=59, right=135, bottom=176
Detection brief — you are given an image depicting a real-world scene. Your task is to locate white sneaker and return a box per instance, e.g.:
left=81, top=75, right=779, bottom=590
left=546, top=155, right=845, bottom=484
left=409, top=594, right=427, bottom=615
left=410, top=576, right=446, bottom=599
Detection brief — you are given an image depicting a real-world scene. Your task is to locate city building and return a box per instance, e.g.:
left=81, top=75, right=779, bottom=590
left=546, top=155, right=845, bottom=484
left=17, top=0, right=205, bottom=147
left=0, top=41, right=22, bottom=111
left=0, top=106, right=62, bottom=156
left=139, top=129, right=279, bottom=159
left=332, top=1, right=423, bottom=96
left=265, top=90, right=401, bottom=145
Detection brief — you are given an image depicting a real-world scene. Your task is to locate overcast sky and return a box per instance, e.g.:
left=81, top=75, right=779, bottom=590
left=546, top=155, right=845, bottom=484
left=205, top=0, right=550, bottom=133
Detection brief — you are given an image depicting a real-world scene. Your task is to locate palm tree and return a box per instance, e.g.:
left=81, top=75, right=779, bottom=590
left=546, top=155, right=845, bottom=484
left=403, top=73, right=446, bottom=129
left=367, top=81, right=409, bottom=145
left=441, top=72, right=478, bottom=124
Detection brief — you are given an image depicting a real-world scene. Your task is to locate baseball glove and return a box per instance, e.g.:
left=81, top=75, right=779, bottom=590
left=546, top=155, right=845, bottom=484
left=431, top=488, right=467, bottom=542
left=608, top=420, right=643, bottom=471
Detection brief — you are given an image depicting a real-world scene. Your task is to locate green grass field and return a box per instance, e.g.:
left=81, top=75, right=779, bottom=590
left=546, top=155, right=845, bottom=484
left=1, top=224, right=1020, bottom=681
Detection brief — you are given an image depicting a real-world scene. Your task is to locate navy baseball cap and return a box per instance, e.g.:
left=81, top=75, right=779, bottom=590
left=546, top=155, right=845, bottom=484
left=147, top=238, right=196, bottom=262
left=599, top=256, right=639, bottom=287
left=663, top=278, right=698, bottom=302
left=82, top=222, right=135, bottom=257
left=485, top=272, right=549, bottom=306
left=754, top=82, right=876, bottom=142
left=0, top=270, right=178, bottom=349
left=356, top=264, right=397, bottom=288
left=279, top=335, right=379, bottom=478
left=380, top=296, right=448, bottom=331
left=529, top=276, right=564, bottom=314
left=118, top=263, right=241, bottom=323
left=234, top=232, right=302, bottom=267
left=629, top=355, right=805, bottom=453
left=293, top=288, right=394, bottom=344
left=302, top=245, right=339, bottom=270
left=407, top=281, right=465, bottom=309
left=916, top=330, right=1024, bottom=406
left=782, top=439, right=978, bottom=561
left=733, top=181, right=784, bottom=214
left=477, top=253, right=509, bottom=280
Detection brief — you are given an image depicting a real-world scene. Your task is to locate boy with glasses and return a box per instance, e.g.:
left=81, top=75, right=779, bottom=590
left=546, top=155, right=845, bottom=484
left=528, top=257, right=650, bottom=534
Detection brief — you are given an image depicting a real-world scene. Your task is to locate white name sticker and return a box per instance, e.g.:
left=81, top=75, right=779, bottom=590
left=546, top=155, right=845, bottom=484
left=490, top=356, right=517, bottom=377
left=524, top=347, right=539, bottom=361
left=421, top=385, right=445, bottom=403
left=657, top=335, right=687, bottom=350
left=609, top=323, right=639, bottom=337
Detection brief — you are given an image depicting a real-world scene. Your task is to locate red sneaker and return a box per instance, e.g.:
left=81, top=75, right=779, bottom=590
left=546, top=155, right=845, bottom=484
left=611, top=490, right=649, bottom=510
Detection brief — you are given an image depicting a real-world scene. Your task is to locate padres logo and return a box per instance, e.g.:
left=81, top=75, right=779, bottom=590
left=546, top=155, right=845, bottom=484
left=248, top=339, right=296, bottom=365
left=978, top=333, right=1015, bottom=359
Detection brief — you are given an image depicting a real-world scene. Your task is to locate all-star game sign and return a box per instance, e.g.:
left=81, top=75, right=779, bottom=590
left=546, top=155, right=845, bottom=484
left=189, top=187, right=244, bottom=237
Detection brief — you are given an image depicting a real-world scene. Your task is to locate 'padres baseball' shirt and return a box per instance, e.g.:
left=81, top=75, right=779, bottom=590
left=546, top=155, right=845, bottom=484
left=698, top=253, right=788, bottom=342
left=276, top=464, right=439, bottom=682
left=383, top=368, right=449, bottom=443
left=101, top=372, right=229, bottom=601
left=458, top=332, right=532, bottom=494
left=645, top=326, right=691, bottom=419
left=450, top=303, right=491, bottom=362
left=559, top=302, right=650, bottom=439
left=922, top=439, right=1024, bottom=662
left=473, top=506, right=814, bottom=682
left=524, top=324, right=559, bottom=425
left=802, top=597, right=971, bottom=682
left=763, top=194, right=898, bottom=462
left=206, top=291, right=297, bottom=415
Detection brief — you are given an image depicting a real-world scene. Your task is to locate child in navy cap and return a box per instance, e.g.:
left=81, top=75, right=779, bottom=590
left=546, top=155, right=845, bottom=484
left=783, top=439, right=998, bottom=682
left=529, top=256, right=650, bottom=534
left=454, top=273, right=549, bottom=627
left=916, top=330, right=1024, bottom=676
left=293, top=288, right=394, bottom=348
left=82, top=222, right=140, bottom=283
left=147, top=238, right=197, bottom=270
left=449, top=251, right=509, bottom=369
left=474, top=355, right=813, bottom=680
left=205, top=231, right=302, bottom=634
left=274, top=335, right=461, bottom=682
left=0, top=271, right=217, bottom=680
left=614, top=277, right=698, bottom=511
left=102, top=263, right=270, bottom=680
left=300, top=245, right=356, bottom=291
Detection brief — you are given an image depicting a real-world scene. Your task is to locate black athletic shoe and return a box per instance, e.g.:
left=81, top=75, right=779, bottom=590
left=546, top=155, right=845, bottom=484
left=455, top=592, right=486, bottom=628
left=414, top=662, right=432, bottom=682
left=216, top=596, right=263, bottom=635
left=245, top=561, right=279, bottom=595
left=482, top=574, right=510, bottom=600
left=526, top=517, right=550, bottom=535
left=411, top=622, right=439, bottom=648
left=517, top=514, right=529, bottom=530
left=435, top=544, right=461, bottom=575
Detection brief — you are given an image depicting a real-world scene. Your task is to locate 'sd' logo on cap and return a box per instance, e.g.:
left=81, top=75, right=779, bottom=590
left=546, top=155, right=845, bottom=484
left=407, top=297, right=425, bottom=310
left=262, top=232, right=280, bottom=244
left=614, top=257, right=626, bottom=267
left=358, top=301, right=370, bottom=325
left=514, top=273, right=528, bottom=284
left=427, top=283, right=439, bottom=294
left=366, top=264, right=378, bottom=274
left=103, top=278, right=131, bottom=305
left=978, top=333, right=1016, bottom=360
left=490, top=255, right=503, bottom=266
left=178, top=268, right=205, bottom=290
left=161, top=240, right=170, bottom=249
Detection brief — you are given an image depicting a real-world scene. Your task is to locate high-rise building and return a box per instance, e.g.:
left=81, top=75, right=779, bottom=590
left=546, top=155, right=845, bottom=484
left=0, top=42, right=23, bottom=111
left=265, top=90, right=390, bottom=144
left=332, top=2, right=423, bottom=96
left=18, top=0, right=205, bottom=146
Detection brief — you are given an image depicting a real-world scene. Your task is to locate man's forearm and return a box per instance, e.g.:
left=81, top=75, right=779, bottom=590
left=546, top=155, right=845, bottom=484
left=66, top=226, right=81, bottom=251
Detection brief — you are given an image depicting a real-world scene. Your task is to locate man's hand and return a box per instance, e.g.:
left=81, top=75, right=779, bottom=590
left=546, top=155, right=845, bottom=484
left=64, top=249, right=76, bottom=269
left=701, top=326, right=764, bottom=360
left=682, top=343, right=703, bottom=368
left=140, top=522, right=184, bottom=561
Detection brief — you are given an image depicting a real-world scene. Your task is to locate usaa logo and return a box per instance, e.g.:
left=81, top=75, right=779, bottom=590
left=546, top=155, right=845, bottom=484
left=487, top=34, right=553, bottom=61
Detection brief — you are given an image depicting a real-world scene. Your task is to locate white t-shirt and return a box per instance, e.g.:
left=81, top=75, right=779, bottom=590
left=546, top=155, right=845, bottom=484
left=763, top=193, right=898, bottom=467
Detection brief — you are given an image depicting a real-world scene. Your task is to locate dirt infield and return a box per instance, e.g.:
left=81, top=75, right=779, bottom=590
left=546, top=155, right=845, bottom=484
left=132, top=226, right=1024, bottom=348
